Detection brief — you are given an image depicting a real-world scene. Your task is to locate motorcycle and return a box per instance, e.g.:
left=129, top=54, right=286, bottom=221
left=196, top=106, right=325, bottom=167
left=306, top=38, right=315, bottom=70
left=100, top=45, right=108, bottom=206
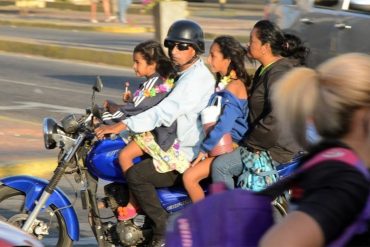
left=0, top=77, right=294, bottom=246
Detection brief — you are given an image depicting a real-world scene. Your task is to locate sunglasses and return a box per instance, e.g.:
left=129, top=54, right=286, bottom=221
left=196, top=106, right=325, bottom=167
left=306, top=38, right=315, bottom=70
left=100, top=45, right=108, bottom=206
left=164, top=41, right=191, bottom=51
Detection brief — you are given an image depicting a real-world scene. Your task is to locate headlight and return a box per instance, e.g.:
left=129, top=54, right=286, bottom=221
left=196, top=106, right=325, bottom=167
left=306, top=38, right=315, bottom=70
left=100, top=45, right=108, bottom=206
left=43, top=117, right=58, bottom=149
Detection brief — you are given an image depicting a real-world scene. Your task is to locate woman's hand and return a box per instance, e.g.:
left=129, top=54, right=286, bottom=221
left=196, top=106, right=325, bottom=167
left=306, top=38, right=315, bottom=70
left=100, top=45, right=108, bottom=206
left=95, top=122, right=127, bottom=139
left=191, top=151, right=208, bottom=167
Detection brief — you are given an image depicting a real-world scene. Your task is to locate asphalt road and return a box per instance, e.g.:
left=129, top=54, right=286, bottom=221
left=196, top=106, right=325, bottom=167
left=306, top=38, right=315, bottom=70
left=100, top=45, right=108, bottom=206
left=0, top=51, right=142, bottom=119
left=0, top=51, right=145, bottom=246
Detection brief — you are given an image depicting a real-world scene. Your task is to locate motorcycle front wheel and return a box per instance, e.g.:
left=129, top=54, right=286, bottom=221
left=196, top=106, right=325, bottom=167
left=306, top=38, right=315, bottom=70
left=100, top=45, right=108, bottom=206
left=0, top=185, right=73, bottom=247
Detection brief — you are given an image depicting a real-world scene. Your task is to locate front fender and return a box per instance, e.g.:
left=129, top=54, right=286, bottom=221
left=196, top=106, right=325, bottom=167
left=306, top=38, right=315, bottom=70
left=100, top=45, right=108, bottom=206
left=0, top=175, right=79, bottom=241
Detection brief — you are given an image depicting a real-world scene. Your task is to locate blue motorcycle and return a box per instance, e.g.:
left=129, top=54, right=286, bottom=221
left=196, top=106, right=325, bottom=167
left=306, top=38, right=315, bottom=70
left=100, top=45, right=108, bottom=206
left=0, top=78, right=195, bottom=246
left=0, top=78, right=296, bottom=246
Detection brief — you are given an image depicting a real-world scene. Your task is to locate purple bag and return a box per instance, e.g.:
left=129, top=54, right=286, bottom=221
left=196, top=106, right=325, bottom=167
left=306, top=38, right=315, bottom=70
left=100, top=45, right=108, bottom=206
left=165, top=188, right=274, bottom=247
left=165, top=147, right=370, bottom=247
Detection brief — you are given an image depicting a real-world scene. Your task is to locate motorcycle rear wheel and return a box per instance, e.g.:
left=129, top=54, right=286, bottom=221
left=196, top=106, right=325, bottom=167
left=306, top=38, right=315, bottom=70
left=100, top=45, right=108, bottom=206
left=0, top=185, right=73, bottom=247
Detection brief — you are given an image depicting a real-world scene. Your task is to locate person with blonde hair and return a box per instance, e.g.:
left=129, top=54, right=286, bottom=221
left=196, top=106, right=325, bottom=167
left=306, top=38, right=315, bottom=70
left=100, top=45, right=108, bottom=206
left=260, top=53, right=370, bottom=246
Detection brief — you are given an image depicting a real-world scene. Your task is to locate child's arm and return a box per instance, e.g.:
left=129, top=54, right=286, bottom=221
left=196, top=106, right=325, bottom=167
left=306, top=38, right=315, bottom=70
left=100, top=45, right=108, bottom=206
left=118, top=92, right=168, bottom=118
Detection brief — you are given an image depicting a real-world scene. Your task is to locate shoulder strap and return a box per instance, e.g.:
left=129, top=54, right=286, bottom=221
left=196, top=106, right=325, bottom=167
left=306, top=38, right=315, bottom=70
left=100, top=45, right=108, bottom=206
left=301, top=147, right=369, bottom=178
left=311, top=148, right=370, bottom=247
left=260, top=147, right=369, bottom=198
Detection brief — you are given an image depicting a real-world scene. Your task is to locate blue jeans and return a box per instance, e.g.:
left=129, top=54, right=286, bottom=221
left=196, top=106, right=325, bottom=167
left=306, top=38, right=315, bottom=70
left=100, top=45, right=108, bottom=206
left=212, top=147, right=281, bottom=189
left=118, top=0, right=131, bottom=22
left=211, top=147, right=244, bottom=189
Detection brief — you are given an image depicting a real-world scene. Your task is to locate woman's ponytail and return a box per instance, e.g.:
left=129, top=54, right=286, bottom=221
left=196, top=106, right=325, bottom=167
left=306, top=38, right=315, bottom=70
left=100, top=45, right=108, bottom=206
left=272, top=67, right=319, bottom=149
left=281, top=33, right=310, bottom=65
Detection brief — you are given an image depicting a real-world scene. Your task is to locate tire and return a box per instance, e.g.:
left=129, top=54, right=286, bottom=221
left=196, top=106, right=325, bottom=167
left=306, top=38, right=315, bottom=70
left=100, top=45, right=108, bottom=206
left=0, top=185, right=73, bottom=247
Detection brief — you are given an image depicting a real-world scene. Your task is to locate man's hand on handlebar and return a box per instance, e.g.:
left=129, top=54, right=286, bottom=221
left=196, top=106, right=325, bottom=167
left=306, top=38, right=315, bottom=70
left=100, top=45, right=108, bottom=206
left=94, top=122, right=127, bottom=139
left=104, top=100, right=120, bottom=113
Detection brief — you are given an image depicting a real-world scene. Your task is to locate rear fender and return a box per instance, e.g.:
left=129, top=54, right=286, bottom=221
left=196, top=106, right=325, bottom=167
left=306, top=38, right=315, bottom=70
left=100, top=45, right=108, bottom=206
left=0, top=175, right=79, bottom=241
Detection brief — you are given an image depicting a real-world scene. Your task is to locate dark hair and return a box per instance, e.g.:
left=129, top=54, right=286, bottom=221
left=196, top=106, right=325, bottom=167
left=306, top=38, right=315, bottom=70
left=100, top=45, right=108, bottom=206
left=281, top=33, right=310, bottom=65
left=213, top=35, right=251, bottom=88
left=134, top=40, right=177, bottom=79
left=253, top=20, right=309, bottom=65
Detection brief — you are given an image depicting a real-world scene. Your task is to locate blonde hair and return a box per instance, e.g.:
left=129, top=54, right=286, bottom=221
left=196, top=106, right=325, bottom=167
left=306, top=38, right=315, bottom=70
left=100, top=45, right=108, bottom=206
left=272, top=53, right=370, bottom=149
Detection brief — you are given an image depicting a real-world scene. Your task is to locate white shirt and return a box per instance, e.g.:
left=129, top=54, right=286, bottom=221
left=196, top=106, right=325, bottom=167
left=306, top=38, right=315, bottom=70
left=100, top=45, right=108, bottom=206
left=123, top=59, right=215, bottom=160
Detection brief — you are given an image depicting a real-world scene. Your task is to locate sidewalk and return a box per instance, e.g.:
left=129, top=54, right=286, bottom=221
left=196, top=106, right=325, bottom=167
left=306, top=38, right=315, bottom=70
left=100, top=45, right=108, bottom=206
left=0, top=1, right=264, bottom=67
left=0, top=2, right=262, bottom=37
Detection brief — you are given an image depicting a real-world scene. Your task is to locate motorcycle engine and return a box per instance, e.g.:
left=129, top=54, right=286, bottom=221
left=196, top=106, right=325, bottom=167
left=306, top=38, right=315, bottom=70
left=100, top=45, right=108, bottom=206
left=116, top=218, right=152, bottom=246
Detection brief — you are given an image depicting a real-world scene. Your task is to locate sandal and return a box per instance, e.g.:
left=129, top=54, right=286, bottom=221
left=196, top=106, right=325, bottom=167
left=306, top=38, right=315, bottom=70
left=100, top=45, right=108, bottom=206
left=117, top=206, right=138, bottom=221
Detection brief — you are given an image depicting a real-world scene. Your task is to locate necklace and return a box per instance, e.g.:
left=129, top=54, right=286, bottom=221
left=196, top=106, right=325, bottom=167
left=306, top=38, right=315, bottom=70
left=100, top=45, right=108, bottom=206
left=216, top=70, right=236, bottom=92
left=134, top=77, right=174, bottom=98
left=258, top=58, right=282, bottom=76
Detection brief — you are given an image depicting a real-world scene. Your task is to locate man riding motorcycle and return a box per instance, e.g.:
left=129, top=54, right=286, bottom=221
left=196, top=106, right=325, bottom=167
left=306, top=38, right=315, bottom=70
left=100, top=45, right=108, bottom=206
left=95, top=20, right=216, bottom=247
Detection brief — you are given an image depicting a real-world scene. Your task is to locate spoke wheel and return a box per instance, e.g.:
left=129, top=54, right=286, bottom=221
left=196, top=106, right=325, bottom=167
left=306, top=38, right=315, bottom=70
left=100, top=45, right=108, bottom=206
left=0, top=185, right=73, bottom=247
left=272, top=195, right=288, bottom=222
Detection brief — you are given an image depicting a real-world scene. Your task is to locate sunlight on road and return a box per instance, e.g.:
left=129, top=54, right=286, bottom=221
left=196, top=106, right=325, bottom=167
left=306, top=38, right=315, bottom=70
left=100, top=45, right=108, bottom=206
left=0, top=159, right=57, bottom=179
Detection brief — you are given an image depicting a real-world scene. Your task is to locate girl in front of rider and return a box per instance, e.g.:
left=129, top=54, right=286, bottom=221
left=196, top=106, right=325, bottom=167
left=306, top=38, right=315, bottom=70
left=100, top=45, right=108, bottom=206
left=182, top=35, right=250, bottom=202
left=101, top=40, right=180, bottom=220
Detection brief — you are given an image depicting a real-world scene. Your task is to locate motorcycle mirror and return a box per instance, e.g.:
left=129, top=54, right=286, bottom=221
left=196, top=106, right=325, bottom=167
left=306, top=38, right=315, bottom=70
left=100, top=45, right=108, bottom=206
left=92, top=76, right=103, bottom=92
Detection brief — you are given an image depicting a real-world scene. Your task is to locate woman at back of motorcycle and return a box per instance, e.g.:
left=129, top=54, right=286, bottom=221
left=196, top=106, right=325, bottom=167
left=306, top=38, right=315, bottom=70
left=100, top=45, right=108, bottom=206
left=182, top=35, right=250, bottom=203
left=260, top=53, right=370, bottom=246
left=211, top=20, right=309, bottom=189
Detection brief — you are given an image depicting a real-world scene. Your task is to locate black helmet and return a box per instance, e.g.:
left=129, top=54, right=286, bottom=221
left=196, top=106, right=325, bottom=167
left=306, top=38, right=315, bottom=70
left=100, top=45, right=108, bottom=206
left=164, top=20, right=205, bottom=54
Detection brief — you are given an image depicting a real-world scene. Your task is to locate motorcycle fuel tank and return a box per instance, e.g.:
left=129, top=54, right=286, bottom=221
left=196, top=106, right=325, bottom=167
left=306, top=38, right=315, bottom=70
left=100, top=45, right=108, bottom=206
left=87, top=138, right=203, bottom=213
left=87, top=138, right=142, bottom=182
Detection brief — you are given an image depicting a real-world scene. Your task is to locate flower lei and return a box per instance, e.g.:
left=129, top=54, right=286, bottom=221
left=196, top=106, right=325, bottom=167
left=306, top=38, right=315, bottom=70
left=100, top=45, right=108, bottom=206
left=216, top=70, right=237, bottom=92
left=134, top=78, right=174, bottom=98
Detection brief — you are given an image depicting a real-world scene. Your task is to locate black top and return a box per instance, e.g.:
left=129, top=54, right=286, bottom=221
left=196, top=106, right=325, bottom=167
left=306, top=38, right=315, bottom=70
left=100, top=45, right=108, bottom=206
left=242, top=58, right=301, bottom=163
left=290, top=141, right=370, bottom=245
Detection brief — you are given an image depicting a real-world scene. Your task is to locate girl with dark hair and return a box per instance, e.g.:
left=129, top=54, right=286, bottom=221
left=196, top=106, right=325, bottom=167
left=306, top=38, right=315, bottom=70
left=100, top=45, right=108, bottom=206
left=101, top=40, right=181, bottom=220
left=182, top=35, right=250, bottom=202
left=212, top=20, right=310, bottom=190
left=104, top=40, right=176, bottom=117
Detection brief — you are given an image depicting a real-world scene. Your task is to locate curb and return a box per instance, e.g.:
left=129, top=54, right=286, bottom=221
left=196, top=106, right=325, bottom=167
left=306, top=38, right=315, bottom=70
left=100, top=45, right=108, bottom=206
left=0, top=159, right=57, bottom=178
left=0, top=17, right=247, bottom=40
left=0, top=19, right=153, bottom=34
left=0, top=1, right=264, bottom=13
left=0, top=37, right=134, bottom=67
left=0, top=37, right=257, bottom=70
left=0, top=37, right=254, bottom=69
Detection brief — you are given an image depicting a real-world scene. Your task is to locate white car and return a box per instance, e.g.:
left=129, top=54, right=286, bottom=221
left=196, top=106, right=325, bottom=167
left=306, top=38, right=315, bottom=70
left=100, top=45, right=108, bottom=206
left=0, top=220, right=44, bottom=247
left=265, top=0, right=370, bottom=67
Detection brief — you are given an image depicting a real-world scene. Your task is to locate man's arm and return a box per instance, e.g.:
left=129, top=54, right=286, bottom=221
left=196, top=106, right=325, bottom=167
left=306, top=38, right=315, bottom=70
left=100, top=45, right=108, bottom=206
left=124, top=65, right=215, bottom=133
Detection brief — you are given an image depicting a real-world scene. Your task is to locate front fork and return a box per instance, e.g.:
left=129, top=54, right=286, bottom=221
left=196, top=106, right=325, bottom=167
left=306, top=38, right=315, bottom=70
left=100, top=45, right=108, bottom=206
left=83, top=171, right=107, bottom=247
left=22, top=134, right=86, bottom=232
